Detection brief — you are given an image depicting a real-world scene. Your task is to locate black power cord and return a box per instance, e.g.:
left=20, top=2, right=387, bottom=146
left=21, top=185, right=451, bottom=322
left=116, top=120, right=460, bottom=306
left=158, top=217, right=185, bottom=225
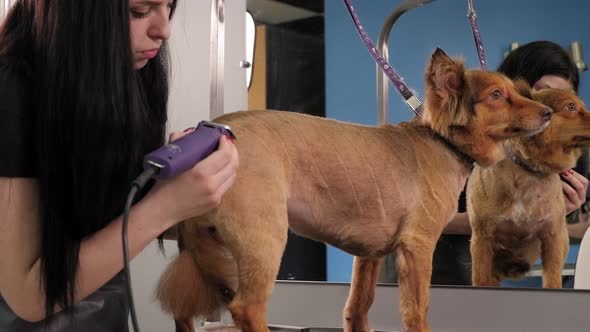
left=122, top=166, right=159, bottom=332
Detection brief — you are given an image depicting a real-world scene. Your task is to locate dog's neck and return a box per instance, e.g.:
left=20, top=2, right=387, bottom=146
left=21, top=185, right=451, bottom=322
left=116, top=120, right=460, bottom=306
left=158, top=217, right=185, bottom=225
left=504, top=144, right=551, bottom=176
left=429, top=128, right=475, bottom=170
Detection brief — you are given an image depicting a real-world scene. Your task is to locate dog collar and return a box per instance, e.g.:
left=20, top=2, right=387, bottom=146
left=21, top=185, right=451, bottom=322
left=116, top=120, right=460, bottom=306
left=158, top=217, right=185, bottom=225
left=504, top=146, right=545, bottom=176
left=431, top=130, right=476, bottom=170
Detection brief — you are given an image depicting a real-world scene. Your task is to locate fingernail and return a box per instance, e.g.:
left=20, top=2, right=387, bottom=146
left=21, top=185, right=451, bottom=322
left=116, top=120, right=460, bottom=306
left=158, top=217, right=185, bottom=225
left=224, top=134, right=234, bottom=143
left=183, top=127, right=195, bottom=132
left=569, top=170, right=574, bottom=174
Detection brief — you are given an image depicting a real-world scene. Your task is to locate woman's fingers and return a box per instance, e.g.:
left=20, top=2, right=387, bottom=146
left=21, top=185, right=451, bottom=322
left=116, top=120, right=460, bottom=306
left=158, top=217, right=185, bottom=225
left=168, top=127, right=196, bottom=143
left=561, top=170, right=588, bottom=214
left=191, top=135, right=237, bottom=176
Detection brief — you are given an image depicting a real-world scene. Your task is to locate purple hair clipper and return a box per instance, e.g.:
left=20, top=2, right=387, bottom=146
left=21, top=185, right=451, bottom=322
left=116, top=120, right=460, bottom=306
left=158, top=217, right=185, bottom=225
left=143, top=121, right=236, bottom=179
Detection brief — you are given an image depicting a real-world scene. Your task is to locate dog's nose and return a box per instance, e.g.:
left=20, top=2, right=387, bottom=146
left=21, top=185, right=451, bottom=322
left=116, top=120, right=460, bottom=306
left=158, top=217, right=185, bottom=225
left=540, top=106, right=553, bottom=121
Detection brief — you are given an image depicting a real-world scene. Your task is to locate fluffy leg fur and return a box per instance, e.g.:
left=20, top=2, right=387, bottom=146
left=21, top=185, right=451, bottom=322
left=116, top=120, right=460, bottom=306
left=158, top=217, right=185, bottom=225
left=157, top=222, right=238, bottom=332
left=157, top=252, right=223, bottom=328
left=343, top=256, right=383, bottom=332
left=470, top=233, right=500, bottom=287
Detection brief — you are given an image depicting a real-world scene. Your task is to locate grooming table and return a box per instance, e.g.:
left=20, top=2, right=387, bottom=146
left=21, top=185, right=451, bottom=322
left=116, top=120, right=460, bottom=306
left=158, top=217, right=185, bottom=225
left=265, top=281, right=590, bottom=332
left=269, top=326, right=396, bottom=332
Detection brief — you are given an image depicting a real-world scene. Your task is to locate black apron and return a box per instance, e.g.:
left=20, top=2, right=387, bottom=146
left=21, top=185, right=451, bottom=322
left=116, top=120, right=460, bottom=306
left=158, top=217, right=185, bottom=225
left=0, top=272, right=129, bottom=332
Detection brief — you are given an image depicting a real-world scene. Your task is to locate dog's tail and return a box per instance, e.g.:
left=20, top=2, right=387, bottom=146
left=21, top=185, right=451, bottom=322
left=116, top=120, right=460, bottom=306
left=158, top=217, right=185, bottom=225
left=492, top=249, right=531, bottom=280
left=156, top=224, right=238, bottom=320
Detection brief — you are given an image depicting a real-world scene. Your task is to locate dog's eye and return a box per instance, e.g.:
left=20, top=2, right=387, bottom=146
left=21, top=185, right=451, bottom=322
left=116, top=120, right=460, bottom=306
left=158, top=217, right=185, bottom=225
left=566, top=102, right=577, bottom=112
left=490, top=89, right=503, bottom=100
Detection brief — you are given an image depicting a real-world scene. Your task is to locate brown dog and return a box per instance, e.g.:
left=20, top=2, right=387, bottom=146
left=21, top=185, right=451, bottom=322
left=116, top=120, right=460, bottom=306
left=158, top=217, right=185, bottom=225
left=156, top=49, right=551, bottom=332
left=467, top=87, right=590, bottom=288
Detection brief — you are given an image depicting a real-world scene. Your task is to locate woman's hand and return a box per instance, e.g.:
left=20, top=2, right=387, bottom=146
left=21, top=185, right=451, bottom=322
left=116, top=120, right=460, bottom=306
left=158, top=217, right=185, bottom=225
left=146, top=127, right=239, bottom=225
left=561, top=169, right=589, bottom=215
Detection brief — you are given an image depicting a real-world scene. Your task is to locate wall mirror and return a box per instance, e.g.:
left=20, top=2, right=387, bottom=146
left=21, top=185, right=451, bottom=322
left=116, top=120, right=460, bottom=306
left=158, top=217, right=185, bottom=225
left=2, top=0, right=587, bottom=293
left=245, top=10, right=256, bottom=89
left=246, top=0, right=590, bottom=293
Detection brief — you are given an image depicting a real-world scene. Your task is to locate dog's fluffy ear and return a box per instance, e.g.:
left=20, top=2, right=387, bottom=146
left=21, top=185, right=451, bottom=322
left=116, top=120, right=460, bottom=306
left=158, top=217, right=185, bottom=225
left=424, top=48, right=468, bottom=132
left=427, top=48, right=465, bottom=98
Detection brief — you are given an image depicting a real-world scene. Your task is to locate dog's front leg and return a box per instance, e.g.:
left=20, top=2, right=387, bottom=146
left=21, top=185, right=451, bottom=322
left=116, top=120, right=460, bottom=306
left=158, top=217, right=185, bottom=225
left=343, top=256, right=383, bottom=332
left=540, top=225, right=569, bottom=288
left=395, top=231, right=436, bottom=332
left=470, top=233, right=499, bottom=286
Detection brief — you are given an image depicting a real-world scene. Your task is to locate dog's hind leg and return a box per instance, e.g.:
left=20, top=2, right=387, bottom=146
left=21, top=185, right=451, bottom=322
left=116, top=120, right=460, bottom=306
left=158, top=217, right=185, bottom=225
left=540, top=226, right=568, bottom=288
left=470, top=233, right=500, bottom=286
left=343, top=256, right=383, bottom=332
left=395, top=233, right=435, bottom=332
left=220, top=209, right=289, bottom=332
left=226, top=231, right=287, bottom=332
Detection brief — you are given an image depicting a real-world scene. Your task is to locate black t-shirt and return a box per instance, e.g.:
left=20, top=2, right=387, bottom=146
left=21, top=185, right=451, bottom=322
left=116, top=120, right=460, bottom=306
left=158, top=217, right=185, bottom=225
left=429, top=186, right=472, bottom=286
left=0, top=57, right=129, bottom=331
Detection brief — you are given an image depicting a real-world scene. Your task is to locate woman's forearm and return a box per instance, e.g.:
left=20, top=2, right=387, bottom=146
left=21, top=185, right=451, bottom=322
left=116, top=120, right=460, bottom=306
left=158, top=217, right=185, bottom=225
left=2, top=133, right=237, bottom=322
left=567, top=222, right=590, bottom=240
left=6, top=197, right=174, bottom=322
left=76, top=197, right=174, bottom=301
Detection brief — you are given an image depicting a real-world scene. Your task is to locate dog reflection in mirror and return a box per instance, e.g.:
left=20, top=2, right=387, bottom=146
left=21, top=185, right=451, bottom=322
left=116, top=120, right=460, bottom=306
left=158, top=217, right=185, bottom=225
left=468, top=86, right=590, bottom=288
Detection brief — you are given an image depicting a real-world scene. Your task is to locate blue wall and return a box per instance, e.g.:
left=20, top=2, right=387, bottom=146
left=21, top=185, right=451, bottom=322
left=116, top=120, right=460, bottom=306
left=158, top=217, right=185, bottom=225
left=325, top=0, right=590, bottom=282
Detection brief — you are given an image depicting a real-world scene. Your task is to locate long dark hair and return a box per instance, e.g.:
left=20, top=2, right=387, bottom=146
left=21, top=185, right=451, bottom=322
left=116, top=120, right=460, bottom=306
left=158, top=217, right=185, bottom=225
left=498, top=40, right=579, bottom=92
left=0, top=0, right=177, bottom=318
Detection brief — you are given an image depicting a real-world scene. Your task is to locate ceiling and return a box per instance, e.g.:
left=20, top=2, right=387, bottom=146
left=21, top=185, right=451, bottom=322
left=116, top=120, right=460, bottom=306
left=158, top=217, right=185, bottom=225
left=247, top=0, right=323, bottom=25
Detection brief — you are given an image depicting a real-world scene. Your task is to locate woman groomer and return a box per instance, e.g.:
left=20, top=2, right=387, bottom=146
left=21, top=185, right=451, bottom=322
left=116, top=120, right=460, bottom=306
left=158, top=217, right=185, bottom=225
left=0, top=0, right=238, bottom=330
